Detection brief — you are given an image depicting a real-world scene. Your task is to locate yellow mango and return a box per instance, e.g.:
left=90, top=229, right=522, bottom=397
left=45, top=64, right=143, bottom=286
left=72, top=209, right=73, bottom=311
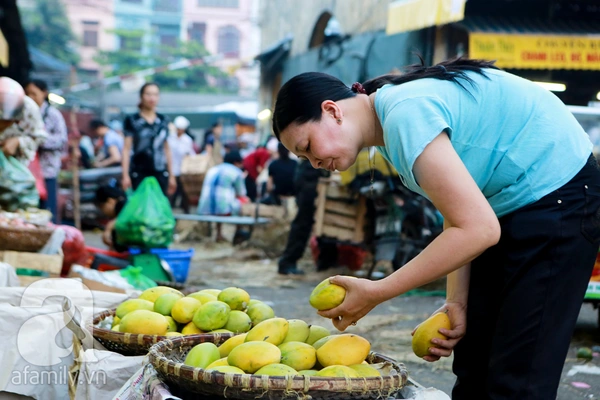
left=219, top=333, right=248, bottom=357
left=164, top=316, right=178, bottom=332
left=111, top=315, right=121, bottom=328
left=192, top=301, right=231, bottom=331
left=282, top=319, right=310, bottom=343
left=209, top=365, right=245, bottom=374
left=166, top=332, right=183, bottom=337
left=184, top=342, right=221, bottom=369
left=205, top=357, right=229, bottom=370
left=348, top=363, right=381, bottom=377
left=119, top=310, right=168, bottom=336
left=227, top=341, right=281, bottom=373
left=154, top=293, right=182, bottom=316
left=138, top=286, right=184, bottom=303
left=198, top=289, right=222, bottom=297
left=210, top=329, right=233, bottom=334
left=309, top=278, right=346, bottom=311
left=412, top=312, right=452, bottom=358
left=111, top=324, right=120, bottom=332
left=298, top=369, right=319, bottom=376
left=218, top=287, right=251, bottom=311
left=171, top=297, right=202, bottom=324
left=246, top=302, right=275, bottom=326
left=187, top=292, right=218, bottom=304
left=315, top=365, right=359, bottom=378
left=245, top=317, right=289, bottom=345
left=306, top=325, right=331, bottom=345
left=254, top=363, right=298, bottom=377
left=224, top=310, right=252, bottom=333
left=316, top=334, right=370, bottom=367
left=115, top=299, right=154, bottom=319
left=278, top=341, right=317, bottom=371
left=312, top=335, right=336, bottom=350
left=181, top=321, right=204, bottom=335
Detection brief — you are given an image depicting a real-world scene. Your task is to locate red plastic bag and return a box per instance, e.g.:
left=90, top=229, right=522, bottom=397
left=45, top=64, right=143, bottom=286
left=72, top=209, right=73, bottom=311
left=28, top=154, right=47, bottom=201
left=58, top=225, right=88, bottom=276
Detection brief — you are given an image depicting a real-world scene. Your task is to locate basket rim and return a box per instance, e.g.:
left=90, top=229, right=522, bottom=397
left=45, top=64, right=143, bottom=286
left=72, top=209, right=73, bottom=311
left=0, top=225, right=54, bottom=234
left=148, top=335, right=408, bottom=394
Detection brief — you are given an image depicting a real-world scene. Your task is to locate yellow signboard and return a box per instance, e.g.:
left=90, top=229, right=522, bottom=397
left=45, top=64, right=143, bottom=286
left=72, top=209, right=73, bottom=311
left=469, top=33, right=600, bottom=70
left=386, top=0, right=466, bottom=35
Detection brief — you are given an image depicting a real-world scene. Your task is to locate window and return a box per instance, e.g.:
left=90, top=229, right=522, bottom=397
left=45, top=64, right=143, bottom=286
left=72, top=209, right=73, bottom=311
left=82, top=21, right=99, bottom=48
left=154, top=0, right=180, bottom=12
left=122, top=0, right=142, bottom=3
left=217, top=25, right=240, bottom=58
left=197, top=0, right=238, bottom=8
left=119, top=35, right=142, bottom=51
left=159, top=34, right=178, bottom=56
left=188, top=22, right=206, bottom=45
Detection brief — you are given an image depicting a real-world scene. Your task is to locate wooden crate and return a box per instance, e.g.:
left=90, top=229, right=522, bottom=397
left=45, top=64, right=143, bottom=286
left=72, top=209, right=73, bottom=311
left=313, top=178, right=366, bottom=243
left=0, top=250, right=64, bottom=285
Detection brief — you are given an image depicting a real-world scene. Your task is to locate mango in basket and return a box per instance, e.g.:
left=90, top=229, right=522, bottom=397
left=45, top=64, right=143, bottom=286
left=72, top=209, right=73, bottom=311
left=218, top=287, right=251, bottom=311
left=228, top=341, right=281, bottom=373
left=205, top=357, right=229, bottom=370
left=279, top=341, right=317, bottom=371
left=348, top=363, right=381, bottom=377
left=164, top=316, right=178, bottom=332
left=309, top=278, right=347, bottom=311
left=298, top=369, right=319, bottom=376
left=187, top=291, right=217, bottom=304
left=111, top=316, right=121, bottom=328
left=316, top=334, right=370, bottom=367
left=219, top=333, right=247, bottom=357
left=209, top=365, right=245, bottom=374
left=245, top=317, right=289, bottom=345
left=184, top=342, right=221, bottom=369
left=119, top=310, right=168, bottom=335
left=198, top=288, right=222, bottom=298
left=245, top=301, right=275, bottom=326
left=192, top=301, right=231, bottom=331
left=181, top=321, right=204, bottom=335
left=316, top=365, right=360, bottom=378
left=166, top=332, right=183, bottom=337
left=224, top=310, right=252, bottom=333
left=282, top=319, right=310, bottom=343
left=412, top=311, right=451, bottom=358
left=306, top=325, right=330, bottom=345
left=115, top=299, right=154, bottom=319
left=138, top=286, right=184, bottom=303
left=255, top=363, right=298, bottom=377
left=171, top=297, right=202, bottom=324
left=154, top=293, right=181, bottom=316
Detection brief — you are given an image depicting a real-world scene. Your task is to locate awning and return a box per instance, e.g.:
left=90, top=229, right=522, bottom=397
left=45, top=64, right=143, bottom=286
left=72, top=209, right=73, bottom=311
left=456, top=16, right=600, bottom=70
left=255, top=34, right=293, bottom=73
left=386, top=0, right=466, bottom=35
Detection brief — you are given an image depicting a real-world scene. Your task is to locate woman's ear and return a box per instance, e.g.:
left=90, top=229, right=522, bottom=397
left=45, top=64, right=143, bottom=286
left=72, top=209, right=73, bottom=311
left=321, top=100, right=342, bottom=122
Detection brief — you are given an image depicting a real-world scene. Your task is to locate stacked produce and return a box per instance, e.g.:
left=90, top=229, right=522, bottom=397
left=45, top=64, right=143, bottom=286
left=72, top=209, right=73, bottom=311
left=110, top=286, right=275, bottom=337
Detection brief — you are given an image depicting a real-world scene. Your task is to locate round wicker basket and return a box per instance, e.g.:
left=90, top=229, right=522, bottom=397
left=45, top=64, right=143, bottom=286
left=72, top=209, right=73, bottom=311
left=89, top=309, right=234, bottom=356
left=148, top=335, right=408, bottom=400
left=0, top=225, right=54, bottom=252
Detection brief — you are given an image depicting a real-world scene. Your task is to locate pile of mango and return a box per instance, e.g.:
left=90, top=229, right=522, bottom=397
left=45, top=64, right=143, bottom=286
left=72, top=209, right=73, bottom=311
left=110, top=286, right=276, bottom=336
left=183, top=317, right=380, bottom=378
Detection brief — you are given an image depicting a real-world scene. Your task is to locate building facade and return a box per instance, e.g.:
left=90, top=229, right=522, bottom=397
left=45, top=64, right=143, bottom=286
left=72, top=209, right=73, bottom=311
left=182, top=0, right=260, bottom=96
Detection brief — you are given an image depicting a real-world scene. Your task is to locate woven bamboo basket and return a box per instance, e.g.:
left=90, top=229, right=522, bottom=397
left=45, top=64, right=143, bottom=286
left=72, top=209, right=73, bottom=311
left=180, top=173, right=206, bottom=206
left=89, top=309, right=235, bottom=356
left=0, top=225, right=54, bottom=252
left=148, top=335, right=408, bottom=399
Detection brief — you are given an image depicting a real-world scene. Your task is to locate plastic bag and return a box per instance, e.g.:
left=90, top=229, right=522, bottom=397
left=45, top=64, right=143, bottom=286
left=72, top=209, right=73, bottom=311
left=115, top=176, right=175, bottom=248
left=118, top=266, right=157, bottom=291
left=0, top=151, right=39, bottom=211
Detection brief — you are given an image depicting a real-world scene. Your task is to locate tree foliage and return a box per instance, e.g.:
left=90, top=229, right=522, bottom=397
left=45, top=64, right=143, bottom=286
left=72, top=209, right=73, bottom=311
left=19, top=0, right=80, bottom=65
left=95, top=29, right=235, bottom=93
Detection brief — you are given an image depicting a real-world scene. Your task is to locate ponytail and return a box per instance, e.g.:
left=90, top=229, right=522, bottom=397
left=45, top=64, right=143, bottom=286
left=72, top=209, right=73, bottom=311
left=362, top=56, right=499, bottom=96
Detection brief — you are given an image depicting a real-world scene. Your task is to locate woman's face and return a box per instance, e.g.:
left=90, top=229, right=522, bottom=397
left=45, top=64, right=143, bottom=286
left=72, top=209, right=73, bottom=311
left=140, top=85, right=160, bottom=110
left=25, top=83, right=46, bottom=107
left=280, top=112, right=360, bottom=172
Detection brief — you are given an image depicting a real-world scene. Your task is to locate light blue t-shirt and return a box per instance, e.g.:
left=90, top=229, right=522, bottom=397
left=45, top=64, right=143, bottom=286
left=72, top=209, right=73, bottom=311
left=103, top=129, right=124, bottom=156
left=375, top=68, right=593, bottom=217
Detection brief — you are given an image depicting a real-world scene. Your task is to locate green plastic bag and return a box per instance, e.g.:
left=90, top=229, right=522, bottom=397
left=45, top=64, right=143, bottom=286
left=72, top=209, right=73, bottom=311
left=0, top=152, right=39, bottom=211
left=118, top=266, right=157, bottom=291
left=115, top=176, right=175, bottom=248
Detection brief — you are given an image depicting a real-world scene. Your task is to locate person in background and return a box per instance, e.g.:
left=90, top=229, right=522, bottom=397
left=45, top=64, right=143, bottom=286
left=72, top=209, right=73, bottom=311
left=89, top=119, right=124, bottom=168
left=201, top=121, right=222, bottom=154
left=197, top=150, right=248, bottom=242
left=0, top=78, right=47, bottom=163
left=109, top=119, right=124, bottom=136
left=25, top=79, right=68, bottom=223
left=262, top=142, right=297, bottom=206
left=121, top=82, right=176, bottom=196
left=94, top=183, right=128, bottom=252
left=168, top=115, right=196, bottom=213
left=242, top=145, right=272, bottom=202
left=273, top=58, right=600, bottom=399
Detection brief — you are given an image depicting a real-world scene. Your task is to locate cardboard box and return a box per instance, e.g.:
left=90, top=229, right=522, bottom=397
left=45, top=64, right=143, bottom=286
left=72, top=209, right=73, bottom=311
left=67, top=269, right=127, bottom=294
left=0, top=250, right=63, bottom=286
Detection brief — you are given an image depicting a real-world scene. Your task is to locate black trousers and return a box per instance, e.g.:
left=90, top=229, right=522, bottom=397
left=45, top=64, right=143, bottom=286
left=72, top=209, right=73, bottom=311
left=131, top=170, right=169, bottom=196
left=245, top=175, right=258, bottom=202
left=452, top=155, right=600, bottom=399
left=278, top=182, right=318, bottom=270
left=170, top=176, right=190, bottom=213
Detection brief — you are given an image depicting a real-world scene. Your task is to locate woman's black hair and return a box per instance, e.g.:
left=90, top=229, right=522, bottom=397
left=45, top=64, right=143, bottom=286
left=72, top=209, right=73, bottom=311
left=272, top=57, right=498, bottom=139
left=95, top=184, right=126, bottom=206
left=277, top=142, right=290, bottom=160
left=138, top=82, right=159, bottom=109
left=26, top=79, right=50, bottom=102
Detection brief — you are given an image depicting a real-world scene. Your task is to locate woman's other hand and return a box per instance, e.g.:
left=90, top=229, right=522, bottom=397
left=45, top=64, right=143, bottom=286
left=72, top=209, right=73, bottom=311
left=167, top=175, right=177, bottom=196
left=1, top=137, right=20, bottom=156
